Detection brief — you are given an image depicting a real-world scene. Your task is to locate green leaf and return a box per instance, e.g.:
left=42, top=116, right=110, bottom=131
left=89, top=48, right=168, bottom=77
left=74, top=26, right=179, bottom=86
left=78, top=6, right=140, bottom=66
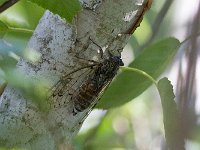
left=0, top=20, right=8, bottom=37
left=27, top=0, right=81, bottom=23
left=97, top=37, right=180, bottom=109
left=0, top=20, right=8, bottom=31
left=158, top=77, right=184, bottom=149
left=0, top=0, right=8, bottom=6
left=0, top=0, right=44, bottom=30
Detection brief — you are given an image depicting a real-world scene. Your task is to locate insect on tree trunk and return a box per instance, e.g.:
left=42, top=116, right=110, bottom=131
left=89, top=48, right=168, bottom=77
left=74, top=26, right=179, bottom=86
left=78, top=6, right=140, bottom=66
left=0, top=0, right=151, bottom=149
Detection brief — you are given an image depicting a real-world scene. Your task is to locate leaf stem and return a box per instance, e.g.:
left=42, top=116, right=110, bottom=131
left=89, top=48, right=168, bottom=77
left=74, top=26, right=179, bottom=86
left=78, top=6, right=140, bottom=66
left=120, top=66, right=157, bottom=86
left=0, top=27, right=33, bottom=34
left=181, top=32, right=200, bottom=45
left=0, top=82, right=7, bottom=96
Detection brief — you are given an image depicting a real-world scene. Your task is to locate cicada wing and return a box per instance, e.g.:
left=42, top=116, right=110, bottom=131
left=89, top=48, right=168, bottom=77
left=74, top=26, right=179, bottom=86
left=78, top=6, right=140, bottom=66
left=48, top=65, right=96, bottom=109
left=73, top=79, right=113, bottom=128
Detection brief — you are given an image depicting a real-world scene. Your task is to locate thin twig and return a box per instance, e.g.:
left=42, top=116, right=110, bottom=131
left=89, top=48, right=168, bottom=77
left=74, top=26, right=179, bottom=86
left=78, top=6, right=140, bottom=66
left=0, top=0, right=19, bottom=13
left=181, top=32, right=200, bottom=45
left=137, top=0, right=174, bottom=51
left=0, top=26, right=33, bottom=34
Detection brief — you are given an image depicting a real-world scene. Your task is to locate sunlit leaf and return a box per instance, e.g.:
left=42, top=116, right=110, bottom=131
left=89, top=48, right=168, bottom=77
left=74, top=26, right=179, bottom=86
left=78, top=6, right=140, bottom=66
left=0, top=20, right=8, bottom=31
left=0, top=20, right=8, bottom=38
left=158, top=77, right=184, bottom=149
left=97, top=37, right=180, bottom=109
left=0, top=0, right=44, bottom=30
left=27, top=0, right=81, bottom=23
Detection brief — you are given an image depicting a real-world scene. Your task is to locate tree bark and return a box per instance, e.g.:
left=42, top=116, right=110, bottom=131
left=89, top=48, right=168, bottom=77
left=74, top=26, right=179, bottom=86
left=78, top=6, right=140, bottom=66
left=0, top=0, right=151, bottom=149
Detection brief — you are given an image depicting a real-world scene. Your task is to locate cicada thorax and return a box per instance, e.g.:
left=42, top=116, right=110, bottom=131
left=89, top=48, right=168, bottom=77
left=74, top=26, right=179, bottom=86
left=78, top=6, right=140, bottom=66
left=72, top=54, right=124, bottom=115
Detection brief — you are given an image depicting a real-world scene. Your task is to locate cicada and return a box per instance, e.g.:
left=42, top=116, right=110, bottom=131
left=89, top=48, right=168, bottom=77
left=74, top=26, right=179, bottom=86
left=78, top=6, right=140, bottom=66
left=72, top=52, right=123, bottom=115
left=50, top=40, right=123, bottom=116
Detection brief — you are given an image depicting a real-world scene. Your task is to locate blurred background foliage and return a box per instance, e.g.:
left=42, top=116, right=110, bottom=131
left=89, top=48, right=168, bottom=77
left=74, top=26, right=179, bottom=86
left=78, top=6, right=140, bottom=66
left=0, top=0, right=200, bottom=149
left=76, top=0, right=200, bottom=149
left=0, top=0, right=43, bottom=77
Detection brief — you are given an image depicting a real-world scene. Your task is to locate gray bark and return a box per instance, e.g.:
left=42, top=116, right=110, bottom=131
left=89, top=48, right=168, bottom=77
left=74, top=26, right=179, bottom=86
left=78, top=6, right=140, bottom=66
left=0, top=0, right=150, bottom=149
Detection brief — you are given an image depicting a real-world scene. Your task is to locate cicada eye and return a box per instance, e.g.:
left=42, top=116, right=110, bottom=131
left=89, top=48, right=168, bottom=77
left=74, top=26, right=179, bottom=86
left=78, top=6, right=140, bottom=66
left=112, top=56, right=122, bottom=64
left=120, top=60, right=124, bottom=66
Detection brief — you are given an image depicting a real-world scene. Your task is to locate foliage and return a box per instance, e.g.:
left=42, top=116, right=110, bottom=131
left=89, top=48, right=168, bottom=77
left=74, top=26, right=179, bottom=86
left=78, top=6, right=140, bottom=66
left=0, top=20, right=8, bottom=32
left=158, top=78, right=184, bottom=149
left=27, top=0, right=81, bottom=23
left=0, top=0, right=8, bottom=6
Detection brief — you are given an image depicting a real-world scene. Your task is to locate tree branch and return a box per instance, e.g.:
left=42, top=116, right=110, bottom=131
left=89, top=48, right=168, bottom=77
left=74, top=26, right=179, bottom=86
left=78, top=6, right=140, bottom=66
left=0, top=0, right=151, bottom=149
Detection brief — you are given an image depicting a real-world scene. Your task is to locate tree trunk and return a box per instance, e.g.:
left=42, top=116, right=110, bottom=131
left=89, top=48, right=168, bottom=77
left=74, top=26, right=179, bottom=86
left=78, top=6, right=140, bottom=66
left=0, top=0, right=151, bottom=149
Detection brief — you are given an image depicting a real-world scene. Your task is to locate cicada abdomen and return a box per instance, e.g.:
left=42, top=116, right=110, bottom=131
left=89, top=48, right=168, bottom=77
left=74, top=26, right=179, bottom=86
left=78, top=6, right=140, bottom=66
left=72, top=54, right=124, bottom=115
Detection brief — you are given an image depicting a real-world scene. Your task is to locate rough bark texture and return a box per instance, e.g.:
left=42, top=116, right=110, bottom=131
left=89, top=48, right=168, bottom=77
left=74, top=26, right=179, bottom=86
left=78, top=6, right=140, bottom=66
left=0, top=0, right=151, bottom=149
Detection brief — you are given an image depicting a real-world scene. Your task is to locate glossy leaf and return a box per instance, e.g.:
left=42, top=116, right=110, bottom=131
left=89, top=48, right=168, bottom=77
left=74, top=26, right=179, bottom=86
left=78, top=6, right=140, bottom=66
left=28, top=0, right=81, bottom=23
left=97, top=37, right=180, bottom=109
